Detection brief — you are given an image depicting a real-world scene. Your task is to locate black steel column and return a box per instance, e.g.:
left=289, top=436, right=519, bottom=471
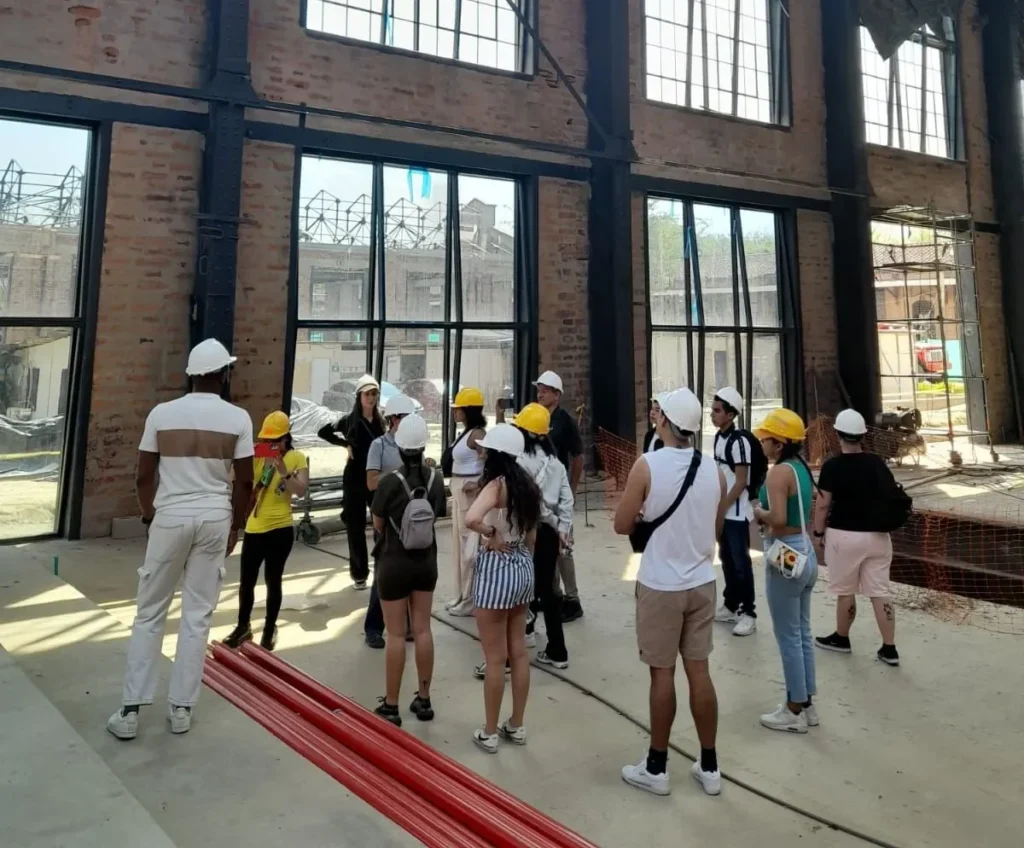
left=979, top=0, right=1024, bottom=438
left=821, top=0, right=880, bottom=420
left=191, top=0, right=255, bottom=351
left=584, top=0, right=635, bottom=439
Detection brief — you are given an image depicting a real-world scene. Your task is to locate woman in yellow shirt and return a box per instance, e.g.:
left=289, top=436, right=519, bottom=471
left=224, top=411, right=309, bottom=650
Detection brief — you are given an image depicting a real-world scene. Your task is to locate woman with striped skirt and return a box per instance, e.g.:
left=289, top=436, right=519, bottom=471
left=463, top=423, right=542, bottom=754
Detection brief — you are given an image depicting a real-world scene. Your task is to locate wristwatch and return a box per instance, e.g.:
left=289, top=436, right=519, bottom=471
left=141, top=516, right=154, bottom=527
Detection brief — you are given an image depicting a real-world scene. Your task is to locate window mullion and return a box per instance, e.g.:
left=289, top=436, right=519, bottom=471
left=685, top=0, right=696, bottom=109
left=893, top=54, right=904, bottom=150
left=454, top=0, right=463, bottom=60
left=919, top=33, right=928, bottom=154
left=731, top=0, right=741, bottom=117
left=448, top=173, right=460, bottom=324
left=380, top=0, right=389, bottom=44
left=700, top=0, right=710, bottom=111
left=413, top=0, right=420, bottom=52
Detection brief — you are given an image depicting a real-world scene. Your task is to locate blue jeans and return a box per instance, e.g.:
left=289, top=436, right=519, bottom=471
left=764, top=534, right=818, bottom=704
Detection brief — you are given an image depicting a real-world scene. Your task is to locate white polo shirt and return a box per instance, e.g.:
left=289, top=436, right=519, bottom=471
left=140, top=392, right=254, bottom=515
left=713, top=427, right=755, bottom=523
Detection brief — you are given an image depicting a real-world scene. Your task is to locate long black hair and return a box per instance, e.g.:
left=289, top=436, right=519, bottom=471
left=520, top=428, right=555, bottom=457
left=461, top=405, right=487, bottom=432
left=399, top=447, right=430, bottom=487
left=777, top=439, right=816, bottom=485
left=345, top=390, right=384, bottom=440
left=481, top=450, right=541, bottom=534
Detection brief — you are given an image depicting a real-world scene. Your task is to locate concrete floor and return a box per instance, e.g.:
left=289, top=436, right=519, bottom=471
left=2, top=510, right=1022, bottom=847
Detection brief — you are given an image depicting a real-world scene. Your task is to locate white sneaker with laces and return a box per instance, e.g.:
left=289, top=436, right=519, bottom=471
left=107, top=708, right=138, bottom=740
left=621, top=759, right=670, bottom=796
left=168, top=705, right=192, bottom=735
left=524, top=632, right=537, bottom=648
left=760, top=704, right=809, bottom=734
left=448, top=598, right=474, bottom=617
left=714, top=604, right=739, bottom=624
left=804, top=704, right=820, bottom=727
left=473, top=728, right=499, bottom=754
left=732, top=614, right=757, bottom=637
left=690, top=761, right=722, bottom=796
left=473, top=661, right=511, bottom=680
left=499, top=720, right=527, bottom=745
left=536, top=651, right=568, bottom=670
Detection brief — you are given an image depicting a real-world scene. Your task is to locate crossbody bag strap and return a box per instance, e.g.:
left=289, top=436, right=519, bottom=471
left=646, top=450, right=702, bottom=534
left=787, top=462, right=809, bottom=544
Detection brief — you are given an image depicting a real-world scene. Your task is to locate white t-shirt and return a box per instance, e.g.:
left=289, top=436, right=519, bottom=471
left=637, top=448, right=721, bottom=592
left=713, top=427, right=755, bottom=522
left=140, top=392, right=254, bottom=515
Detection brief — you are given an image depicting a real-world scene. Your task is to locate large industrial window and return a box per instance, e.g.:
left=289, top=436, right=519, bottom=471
left=292, top=155, right=530, bottom=478
left=646, top=196, right=799, bottom=450
left=0, top=118, right=91, bottom=540
left=304, top=0, right=534, bottom=74
left=643, top=0, right=791, bottom=124
left=860, top=23, right=958, bottom=158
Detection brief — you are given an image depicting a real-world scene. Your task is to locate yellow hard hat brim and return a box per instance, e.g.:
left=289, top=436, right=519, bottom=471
left=258, top=426, right=290, bottom=440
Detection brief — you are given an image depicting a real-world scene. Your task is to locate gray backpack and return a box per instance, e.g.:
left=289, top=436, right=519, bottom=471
left=389, top=469, right=437, bottom=551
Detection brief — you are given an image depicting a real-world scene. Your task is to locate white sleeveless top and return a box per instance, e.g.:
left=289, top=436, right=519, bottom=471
left=637, top=448, right=721, bottom=592
left=452, top=429, right=484, bottom=476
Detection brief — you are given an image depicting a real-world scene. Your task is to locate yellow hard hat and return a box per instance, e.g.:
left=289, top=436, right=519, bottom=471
left=258, top=411, right=291, bottom=440
left=512, top=402, right=551, bottom=436
left=452, top=387, right=485, bottom=408
left=754, top=408, right=806, bottom=443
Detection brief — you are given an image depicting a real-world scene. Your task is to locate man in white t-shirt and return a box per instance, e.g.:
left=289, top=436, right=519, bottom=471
left=107, top=338, right=254, bottom=741
left=613, top=388, right=727, bottom=798
left=711, top=387, right=758, bottom=637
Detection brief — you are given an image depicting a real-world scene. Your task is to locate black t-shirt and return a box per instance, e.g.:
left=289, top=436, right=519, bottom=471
left=371, top=465, right=446, bottom=573
left=818, top=452, right=897, bottom=532
left=549, top=406, right=583, bottom=471
left=334, top=414, right=385, bottom=485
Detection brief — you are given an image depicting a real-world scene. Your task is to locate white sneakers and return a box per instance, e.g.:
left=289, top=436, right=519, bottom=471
left=714, top=604, right=738, bottom=624
left=760, top=704, right=809, bottom=733
left=474, top=721, right=526, bottom=754
left=536, top=651, right=569, bottom=670
left=732, top=614, right=757, bottom=637
left=804, top=704, right=820, bottom=727
left=524, top=631, right=537, bottom=648
left=447, top=598, right=474, bottom=617
left=621, top=758, right=722, bottom=797
left=106, top=705, right=193, bottom=739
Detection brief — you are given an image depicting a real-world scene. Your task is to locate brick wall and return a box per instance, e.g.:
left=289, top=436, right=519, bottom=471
left=536, top=177, right=591, bottom=443
left=0, top=1, right=205, bottom=88
left=631, top=193, right=648, bottom=444
left=80, top=124, right=203, bottom=537
left=796, top=210, right=840, bottom=417
left=975, top=233, right=1011, bottom=440
left=249, top=0, right=588, bottom=150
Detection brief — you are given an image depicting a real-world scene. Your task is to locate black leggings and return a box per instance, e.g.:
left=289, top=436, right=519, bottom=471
left=238, top=527, right=295, bottom=631
left=343, top=489, right=370, bottom=582
left=535, top=524, right=567, bottom=662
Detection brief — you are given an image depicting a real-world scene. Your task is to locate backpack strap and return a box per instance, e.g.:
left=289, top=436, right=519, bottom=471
left=391, top=471, right=413, bottom=499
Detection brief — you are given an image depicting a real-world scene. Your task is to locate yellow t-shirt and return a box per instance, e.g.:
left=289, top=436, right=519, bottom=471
left=246, top=450, right=307, bottom=534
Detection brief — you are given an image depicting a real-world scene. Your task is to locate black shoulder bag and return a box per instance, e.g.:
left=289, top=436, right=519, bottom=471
left=441, top=428, right=471, bottom=478
left=629, top=451, right=702, bottom=553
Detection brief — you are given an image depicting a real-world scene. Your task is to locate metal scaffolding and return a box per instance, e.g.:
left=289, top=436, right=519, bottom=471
left=0, top=161, right=84, bottom=229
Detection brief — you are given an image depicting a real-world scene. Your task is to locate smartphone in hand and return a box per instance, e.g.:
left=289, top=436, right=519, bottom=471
left=254, top=442, right=281, bottom=460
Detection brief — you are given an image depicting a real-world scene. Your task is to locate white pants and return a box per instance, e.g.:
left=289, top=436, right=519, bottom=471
left=450, top=477, right=479, bottom=605
left=121, top=511, right=231, bottom=708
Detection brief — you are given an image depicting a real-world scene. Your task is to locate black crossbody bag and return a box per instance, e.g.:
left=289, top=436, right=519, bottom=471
left=629, top=451, right=703, bottom=553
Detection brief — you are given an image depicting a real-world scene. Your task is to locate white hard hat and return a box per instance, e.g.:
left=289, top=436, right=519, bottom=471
left=383, top=394, right=416, bottom=417
left=395, top=414, right=429, bottom=450
left=714, top=387, right=744, bottom=416
left=659, top=388, right=703, bottom=433
left=477, top=422, right=525, bottom=458
left=354, top=374, right=380, bottom=394
left=533, top=370, right=563, bottom=393
left=186, top=338, right=237, bottom=377
left=835, top=408, right=867, bottom=436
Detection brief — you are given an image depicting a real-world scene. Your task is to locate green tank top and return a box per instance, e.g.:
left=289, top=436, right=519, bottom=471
left=758, top=459, right=813, bottom=529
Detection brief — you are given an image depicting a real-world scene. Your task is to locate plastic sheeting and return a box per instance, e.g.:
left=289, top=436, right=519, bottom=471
left=859, top=0, right=960, bottom=60
left=289, top=397, right=342, bottom=449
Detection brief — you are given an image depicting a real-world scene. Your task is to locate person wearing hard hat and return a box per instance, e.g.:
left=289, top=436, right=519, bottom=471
left=613, top=388, right=726, bottom=798
left=812, top=409, right=901, bottom=667
left=443, top=387, right=488, bottom=617
left=512, top=403, right=574, bottom=669
left=363, top=393, right=418, bottom=649
left=711, top=387, right=764, bottom=638
left=464, top=423, right=542, bottom=753
left=370, top=414, right=446, bottom=727
left=108, top=339, right=254, bottom=741
left=317, top=374, right=385, bottom=590
left=223, top=411, right=308, bottom=651
left=643, top=398, right=664, bottom=453
left=752, top=408, right=819, bottom=734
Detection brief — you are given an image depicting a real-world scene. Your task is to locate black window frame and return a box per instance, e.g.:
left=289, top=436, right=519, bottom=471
left=641, top=0, right=792, bottom=127
left=300, top=0, right=538, bottom=78
left=288, top=151, right=536, bottom=452
left=643, top=193, right=802, bottom=422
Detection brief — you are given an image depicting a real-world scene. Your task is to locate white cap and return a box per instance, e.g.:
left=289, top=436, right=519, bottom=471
left=714, top=387, right=744, bottom=416
left=395, top=414, right=429, bottom=450
left=383, top=394, right=416, bottom=417
left=533, top=370, right=563, bottom=393
left=659, top=388, right=703, bottom=433
left=477, top=422, right=525, bottom=457
left=186, top=338, right=237, bottom=377
left=354, top=374, right=380, bottom=394
left=835, top=409, right=867, bottom=436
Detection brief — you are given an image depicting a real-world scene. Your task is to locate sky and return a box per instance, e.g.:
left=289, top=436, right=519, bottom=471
left=0, top=119, right=89, bottom=179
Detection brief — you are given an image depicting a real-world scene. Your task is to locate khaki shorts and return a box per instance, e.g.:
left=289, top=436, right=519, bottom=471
left=635, top=581, right=716, bottom=667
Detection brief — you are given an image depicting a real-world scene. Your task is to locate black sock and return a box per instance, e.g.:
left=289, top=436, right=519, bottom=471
left=700, top=748, right=718, bottom=773
left=646, top=747, right=668, bottom=776
left=123, top=705, right=140, bottom=715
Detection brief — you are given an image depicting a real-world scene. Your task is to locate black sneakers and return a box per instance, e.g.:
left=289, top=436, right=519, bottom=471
left=410, top=695, right=434, bottom=722
left=365, top=632, right=386, bottom=649
left=223, top=623, right=252, bottom=649
left=877, top=644, right=901, bottom=666
left=374, top=698, right=402, bottom=727
left=260, top=626, right=277, bottom=651
left=815, top=632, right=852, bottom=653
left=561, top=598, right=584, bottom=623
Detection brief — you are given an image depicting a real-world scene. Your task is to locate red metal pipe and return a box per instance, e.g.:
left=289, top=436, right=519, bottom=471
left=204, top=660, right=490, bottom=848
left=237, top=642, right=597, bottom=848
left=214, top=644, right=555, bottom=848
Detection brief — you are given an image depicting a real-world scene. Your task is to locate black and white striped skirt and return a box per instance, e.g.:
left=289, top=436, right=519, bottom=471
left=473, top=544, right=535, bottom=610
